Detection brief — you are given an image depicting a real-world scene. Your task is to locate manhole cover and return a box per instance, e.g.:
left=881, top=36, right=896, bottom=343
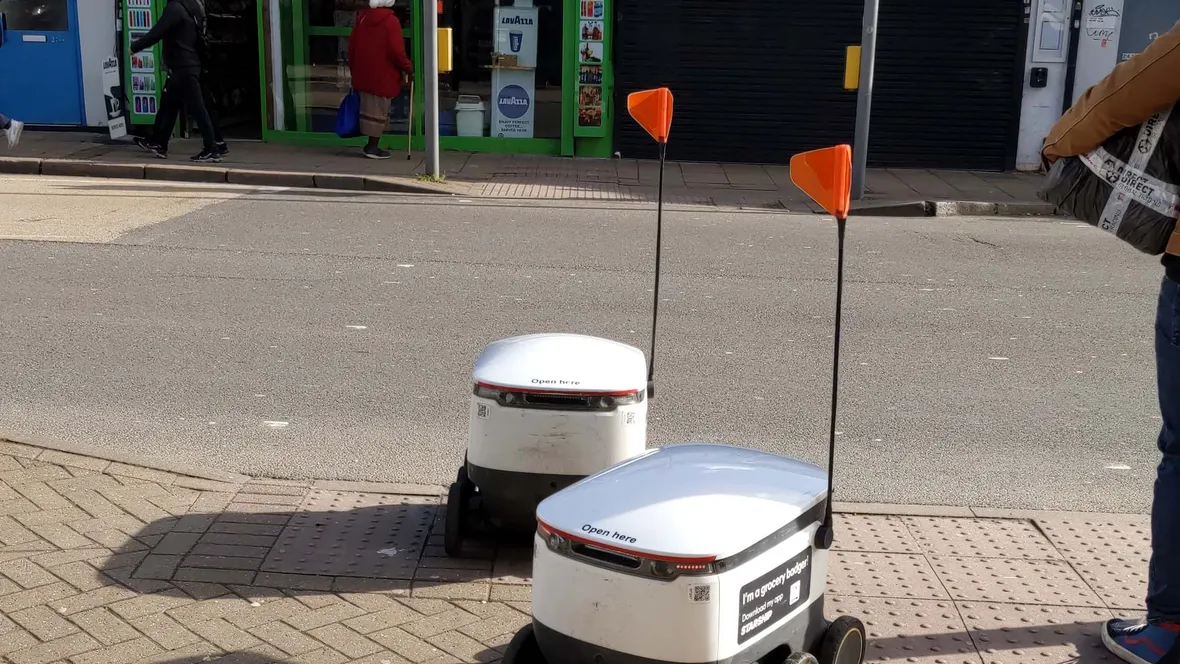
left=260, top=490, right=436, bottom=580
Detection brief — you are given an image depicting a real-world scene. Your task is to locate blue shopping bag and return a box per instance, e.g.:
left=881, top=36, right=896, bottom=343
left=335, top=89, right=362, bottom=138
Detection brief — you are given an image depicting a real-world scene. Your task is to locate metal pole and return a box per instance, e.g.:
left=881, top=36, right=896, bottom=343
left=851, top=0, right=879, bottom=200
left=422, top=0, right=440, bottom=177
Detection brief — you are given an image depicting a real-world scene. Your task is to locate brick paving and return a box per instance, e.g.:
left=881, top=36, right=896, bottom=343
left=2, top=132, right=1047, bottom=212
left=0, top=438, right=1149, bottom=664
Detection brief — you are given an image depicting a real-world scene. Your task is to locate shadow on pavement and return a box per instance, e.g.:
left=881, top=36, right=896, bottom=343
left=93, top=492, right=532, bottom=600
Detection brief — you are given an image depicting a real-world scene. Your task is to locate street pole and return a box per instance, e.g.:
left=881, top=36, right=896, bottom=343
left=422, top=0, right=441, bottom=177
left=851, top=0, right=879, bottom=200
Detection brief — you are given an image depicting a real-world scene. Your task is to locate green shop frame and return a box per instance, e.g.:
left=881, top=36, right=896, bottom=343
left=257, top=0, right=613, bottom=158
left=124, top=0, right=166, bottom=125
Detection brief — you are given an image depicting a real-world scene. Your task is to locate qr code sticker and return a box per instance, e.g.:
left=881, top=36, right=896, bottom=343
left=688, top=584, right=711, bottom=603
left=624, top=412, right=636, bottom=425
left=477, top=404, right=488, bottom=419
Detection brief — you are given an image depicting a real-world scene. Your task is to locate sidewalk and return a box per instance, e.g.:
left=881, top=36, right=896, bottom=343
left=0, top=437, right=1146, bottom=664
left=0, top=131, right=1054, bottom=215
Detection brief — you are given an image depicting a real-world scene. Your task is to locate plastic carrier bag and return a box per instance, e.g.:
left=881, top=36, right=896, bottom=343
left=1038, top=104, right=1180, bottom=255
left=335, top=89, right=362, bottom=139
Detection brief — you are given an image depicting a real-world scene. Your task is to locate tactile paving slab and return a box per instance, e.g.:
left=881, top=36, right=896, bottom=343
left=259, top=490, right=436, bottom=580
left=827, top=552, right=950, bottom=600
left=1035, top=517, right=1151, bottom=611
left=827, top=595, right=981, bottom=664
left=930, top=556, right=1103, bottom=607
left=833, top=514, right=921, bottom=554
left=958, top=602, right=1116, bottom=664
left=904, top=517, right=1061, bottom=559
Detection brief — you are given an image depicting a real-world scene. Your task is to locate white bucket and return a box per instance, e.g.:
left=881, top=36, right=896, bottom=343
left=455, top=95, right=486, bottom=138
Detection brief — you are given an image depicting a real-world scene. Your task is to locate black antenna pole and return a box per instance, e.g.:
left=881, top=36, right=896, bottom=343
left=816, top=215, right=846, bottom=551
left=647, top=141, right=667, bottom=399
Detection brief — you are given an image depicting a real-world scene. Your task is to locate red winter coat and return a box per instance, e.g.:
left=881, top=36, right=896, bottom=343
left=348, top=8, right=414, bottom=99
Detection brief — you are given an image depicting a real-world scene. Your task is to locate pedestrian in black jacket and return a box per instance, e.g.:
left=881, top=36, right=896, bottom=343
left=130, top=0, right=223, bottom=163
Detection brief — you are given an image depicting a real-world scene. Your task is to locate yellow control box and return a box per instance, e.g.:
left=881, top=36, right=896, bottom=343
left=844, top=45, right=861, bottom=91
left=438, top=28, right=453, bottom=73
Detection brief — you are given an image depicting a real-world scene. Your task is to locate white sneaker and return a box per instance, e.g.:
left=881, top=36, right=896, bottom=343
left=5, top=120, right=23, bottom=149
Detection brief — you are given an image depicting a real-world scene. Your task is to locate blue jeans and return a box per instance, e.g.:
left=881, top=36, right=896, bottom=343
left=1149, top=276, right=1180, bottom=624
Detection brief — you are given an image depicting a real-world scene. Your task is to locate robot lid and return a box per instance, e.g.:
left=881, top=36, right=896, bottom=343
left=473, top=333, right=647, bottom=394
left=535, top=444, right=828, bottom=561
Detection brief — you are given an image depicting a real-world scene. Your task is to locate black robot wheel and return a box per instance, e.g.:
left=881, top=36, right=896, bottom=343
left=501, top=624, right=547, bottom=664
left=783, top=652, right=819, bottom=664
left=819, top=615, right=867, bottom=664
left=443, top=480, right=466, bottom=557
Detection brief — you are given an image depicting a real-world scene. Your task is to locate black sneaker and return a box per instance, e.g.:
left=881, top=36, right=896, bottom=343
left=363, top=145, right=391, bottom=160
left=190, top=150, right=222, bottom=163
left=216, top=141, right=229, bottom=156
left=134, top=137, right=167, bottom=159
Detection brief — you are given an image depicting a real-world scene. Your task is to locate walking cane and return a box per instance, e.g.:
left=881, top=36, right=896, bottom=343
left=407, top=80, right=415, bottom=161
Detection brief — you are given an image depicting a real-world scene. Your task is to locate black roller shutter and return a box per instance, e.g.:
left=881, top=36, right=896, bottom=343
left=869, top=0, right=1026, bottom=170
left=614, top=0, right=863, bottom=164
left=614, top=0, right=1025, bottom=171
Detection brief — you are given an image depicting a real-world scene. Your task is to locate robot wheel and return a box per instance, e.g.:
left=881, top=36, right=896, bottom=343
left=501, top=623, right=546, bottom=664
left=818, top=615, right=867, bottom=664
left=443, top=465, right=476, bottom=558
left=783, top=653, right=819, bottom=664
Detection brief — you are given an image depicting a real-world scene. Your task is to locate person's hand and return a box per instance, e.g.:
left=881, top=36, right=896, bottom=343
left=404, top=73, right=414, bottom=85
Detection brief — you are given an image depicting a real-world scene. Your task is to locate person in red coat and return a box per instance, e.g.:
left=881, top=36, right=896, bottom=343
left=348, top=0, right=415, bottom=159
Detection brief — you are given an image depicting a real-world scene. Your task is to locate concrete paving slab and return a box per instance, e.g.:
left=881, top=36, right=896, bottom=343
left=903, top=517, right=1062, bottom=559
left=828, top=595, right=981, bottom=664
left=958, top=602, right=1117, bottom=664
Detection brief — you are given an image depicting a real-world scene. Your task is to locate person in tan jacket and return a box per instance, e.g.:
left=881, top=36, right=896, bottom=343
left=1042, top=21, right=1180, bottom=664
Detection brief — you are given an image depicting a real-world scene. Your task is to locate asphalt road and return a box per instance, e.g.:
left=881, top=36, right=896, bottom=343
left=0, top=175, right=1165, bottom=512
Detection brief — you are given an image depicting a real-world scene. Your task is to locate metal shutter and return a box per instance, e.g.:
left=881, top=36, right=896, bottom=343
left=614, top=0, right=1024, bottom=170
left=868, top=0, right=1026, bottom=170
left=614, top=0, right=863, bottom=164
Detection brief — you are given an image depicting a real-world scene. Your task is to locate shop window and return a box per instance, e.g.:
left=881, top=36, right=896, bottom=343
left=0, top=0, right=69, bottom=31
left=264, top=0, right=412, bottom=135
left=441, top=0, right=562, bottom=139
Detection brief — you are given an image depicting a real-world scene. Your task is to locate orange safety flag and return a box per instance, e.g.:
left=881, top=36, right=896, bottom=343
left=790, top=145, right=853, bottom=220
left=627, top=88, right=673, bottom=144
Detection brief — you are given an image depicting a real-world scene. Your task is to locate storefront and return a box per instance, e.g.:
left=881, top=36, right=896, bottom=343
left=252, top=0, right=614, bottom=157
left=614, top=0, right=1026, bottom=170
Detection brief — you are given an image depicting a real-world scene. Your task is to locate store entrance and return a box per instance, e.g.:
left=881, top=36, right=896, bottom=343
left=440, top=0, right=563, bottom=140
left=203, top=0, right=263, bottom=139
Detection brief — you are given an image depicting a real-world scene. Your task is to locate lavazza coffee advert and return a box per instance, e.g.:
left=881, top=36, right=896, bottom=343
left=737, top=549, right=812, bottom=644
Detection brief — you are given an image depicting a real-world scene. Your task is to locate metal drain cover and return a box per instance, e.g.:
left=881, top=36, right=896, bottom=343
left=259, top=490, right=437, bottom=580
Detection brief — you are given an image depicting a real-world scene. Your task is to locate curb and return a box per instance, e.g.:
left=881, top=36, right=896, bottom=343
left=0, top=434, right=445, bottom=497
left=0, top=435, right=1147, bottom=518
left=3, top=155, right=1058, bottom=215
left=0, top=156, right=455, bottom=197
left=852, top=199, right=1062, bottom=219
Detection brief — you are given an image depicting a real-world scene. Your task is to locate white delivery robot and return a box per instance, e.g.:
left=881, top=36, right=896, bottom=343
left=501, top=444, right=864, bottom=664
left=445, top=333, right=649, bottom=555
left=445, top=119, right=680, bottom=557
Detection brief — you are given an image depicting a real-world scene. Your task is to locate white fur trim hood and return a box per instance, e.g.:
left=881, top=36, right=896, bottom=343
left=370, top=0, right=397, bottom=7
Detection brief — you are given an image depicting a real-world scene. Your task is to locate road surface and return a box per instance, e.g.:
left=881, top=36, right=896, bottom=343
left=0, top=175, right=1163, bottom=512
